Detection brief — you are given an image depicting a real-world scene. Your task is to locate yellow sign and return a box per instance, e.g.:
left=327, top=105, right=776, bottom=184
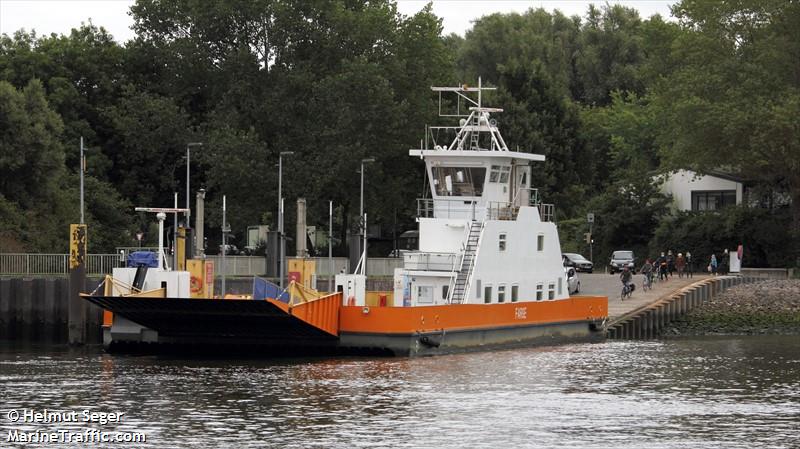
left=187, top=259, right=215, bottom=298
left=69, top=224, right=87, bottom=269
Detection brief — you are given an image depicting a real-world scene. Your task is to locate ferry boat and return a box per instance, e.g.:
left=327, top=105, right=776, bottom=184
left=83, top=81, right=607, bottom=356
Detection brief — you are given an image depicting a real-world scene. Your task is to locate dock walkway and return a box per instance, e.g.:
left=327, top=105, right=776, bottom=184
left=608, top=274, right=709, bottom=320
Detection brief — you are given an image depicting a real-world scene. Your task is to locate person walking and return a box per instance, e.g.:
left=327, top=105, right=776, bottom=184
left=720, top=249, right=729, bottom=275
left=658, top=252, right=668, bottom=281
left=686, top=252, right=693, bottom=278
left=666, top=250, right=675, bottom=278
left=676, top=253, right=686, bottom=278
left=709, top=254, right=718, bottom=275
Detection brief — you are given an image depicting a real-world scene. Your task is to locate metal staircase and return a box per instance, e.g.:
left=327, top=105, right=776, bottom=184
left=449, top=221, right=483, bottom=303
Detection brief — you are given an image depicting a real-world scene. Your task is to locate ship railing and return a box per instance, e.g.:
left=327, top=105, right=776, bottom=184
left=416, top=198, right=479, bottom=219
left=486, top=200, right=555, bottom=222
left=403, top=252, right=458, bottom=271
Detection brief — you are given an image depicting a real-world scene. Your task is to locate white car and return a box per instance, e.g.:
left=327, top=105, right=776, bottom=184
left=565, top=267, right=580, bottom=295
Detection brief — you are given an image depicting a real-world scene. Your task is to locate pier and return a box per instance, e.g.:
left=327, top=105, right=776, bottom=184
left=605, top=274, right=761, bottom=339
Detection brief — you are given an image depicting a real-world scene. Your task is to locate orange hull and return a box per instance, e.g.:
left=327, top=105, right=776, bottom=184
left=338, top=296, right=607, bottom=356
left=340, top=296, right=606, bottom=334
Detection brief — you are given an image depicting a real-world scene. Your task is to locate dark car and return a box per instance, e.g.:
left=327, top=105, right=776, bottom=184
left=609, top=250, right=636, bottom=274
left=562, top=253, right=593, bottom=273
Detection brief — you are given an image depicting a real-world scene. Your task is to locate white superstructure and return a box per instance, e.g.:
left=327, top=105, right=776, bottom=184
left=392, top=80, right=568, bottom=306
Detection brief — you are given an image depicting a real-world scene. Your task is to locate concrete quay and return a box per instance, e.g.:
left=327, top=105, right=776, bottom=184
left=603, top=275, right=760, bottom=339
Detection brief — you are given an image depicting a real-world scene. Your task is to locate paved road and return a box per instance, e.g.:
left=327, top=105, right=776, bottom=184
left=575, top=272, right=709, bottom=319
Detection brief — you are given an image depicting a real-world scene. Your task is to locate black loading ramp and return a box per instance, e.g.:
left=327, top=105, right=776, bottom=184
left=82, top=295, right=340, bottom=348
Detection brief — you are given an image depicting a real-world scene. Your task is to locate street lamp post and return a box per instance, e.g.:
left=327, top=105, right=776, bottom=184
left=186, top=142, right=202, bottom=254
left=359, top=158, right=375, bottom=275
left=278, top=151, right=294, bottom=288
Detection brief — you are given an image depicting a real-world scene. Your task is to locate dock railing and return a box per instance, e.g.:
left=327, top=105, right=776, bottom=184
left=0, top=253, right=122, bottom=275
left=0, top=254, right=401, bottom=277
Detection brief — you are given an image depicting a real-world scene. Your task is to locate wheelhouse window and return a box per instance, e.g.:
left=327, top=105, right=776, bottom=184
left=537, top=234, right=544, bottom=252
left=489, top=165, right=511, bottom=183
left=499, top=233, right=507, bottom=251
left=432, top=166, right=486, bottom=197
left=691, top=190, right=736, bottom=211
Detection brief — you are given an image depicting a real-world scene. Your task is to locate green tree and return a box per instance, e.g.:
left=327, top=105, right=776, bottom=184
left=653, top=0, right=800, bottom=258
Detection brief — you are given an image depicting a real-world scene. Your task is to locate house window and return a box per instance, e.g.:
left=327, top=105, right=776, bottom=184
left=484, top=285, right=492, bottom=304
left=536, top=283, right=543, bottom=301
left=417, top=286, right=434, bottom=304
left=537, top=234, right=544, bottom=252
left=511, top=285, right=519, bottom=302
left=442, top=285, right=449, bottom=300
left=691, top=190, right=736, bottom=211
left=548, top=283, right=555, bottom=300
left=498, top=285, right=506, bottom=303
left=499, top=233, right=507, bottom=251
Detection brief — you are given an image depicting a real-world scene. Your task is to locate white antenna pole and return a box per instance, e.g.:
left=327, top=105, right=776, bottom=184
left=173, top=192, right=178, bottom=271
left=222, top=195, right=227, bottom=297
left=478, top=77, right=482, bottom=108
left=80, top=137, right=85, bottom=224
left=361, top=213, right=367, bottom=276
left=157, top=212, right=166, bottom=270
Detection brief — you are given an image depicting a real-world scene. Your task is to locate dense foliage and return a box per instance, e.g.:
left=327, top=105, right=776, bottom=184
left=0, top=0, right=796, bottom=267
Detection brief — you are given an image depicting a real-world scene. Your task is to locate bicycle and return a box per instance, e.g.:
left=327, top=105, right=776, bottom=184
left=642, top=272, right=653, bottom=291
left=621, top=282, right=634, bottom=300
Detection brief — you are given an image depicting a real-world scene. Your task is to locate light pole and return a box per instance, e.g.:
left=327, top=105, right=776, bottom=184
left=278, top=151, right=294, bottom=288
left=186, top=143, right=202, bottom=218
left=359, top=158, right=375, bottom=275
left=186, top=142, right=202, bottom=256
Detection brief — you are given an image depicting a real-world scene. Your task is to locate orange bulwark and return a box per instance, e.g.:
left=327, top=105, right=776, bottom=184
left=340, top=295, right=607, bottom=335
left=268, top=291, right=341, bottom=337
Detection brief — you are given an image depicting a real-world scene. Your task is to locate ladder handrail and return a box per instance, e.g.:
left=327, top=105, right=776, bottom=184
left=460, top=222, right=484, bottom=303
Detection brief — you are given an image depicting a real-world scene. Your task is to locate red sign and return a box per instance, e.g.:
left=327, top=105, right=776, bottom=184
left=205, top=261, right=214, bottom=284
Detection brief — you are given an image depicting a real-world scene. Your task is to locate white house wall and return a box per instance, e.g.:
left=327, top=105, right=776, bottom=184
left=661, top=169, right=743, bottom=211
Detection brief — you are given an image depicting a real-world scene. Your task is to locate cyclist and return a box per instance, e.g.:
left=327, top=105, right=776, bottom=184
left=640, top=258, right=654, bottom=289
left=620, top=265, right=633, bottom=299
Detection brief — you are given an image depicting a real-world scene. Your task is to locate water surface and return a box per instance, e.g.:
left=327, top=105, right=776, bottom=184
left=1, top=336, right=797, bottom=448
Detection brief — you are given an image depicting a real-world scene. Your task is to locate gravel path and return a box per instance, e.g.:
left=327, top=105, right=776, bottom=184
left=665, top=279, right=800, bottom=335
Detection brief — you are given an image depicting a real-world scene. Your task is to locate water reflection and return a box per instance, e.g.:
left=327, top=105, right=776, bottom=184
left=0, top=336, right=798, bottom=448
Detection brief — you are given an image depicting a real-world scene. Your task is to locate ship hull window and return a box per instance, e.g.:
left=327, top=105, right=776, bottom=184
left=418, top=286, right=434, bottom=304
left=484, top=285, right=492, bottom=304
left=548, top=283, right=555, bottom=300
left=511, top=285, right=519, bottom=302
left=536, top=284, right=543, bottom=301
left=498, top=285, right=506, bottom=303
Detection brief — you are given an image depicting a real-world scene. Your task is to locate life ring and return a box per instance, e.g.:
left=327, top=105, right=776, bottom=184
left=190, top=275, right=203, bottom=294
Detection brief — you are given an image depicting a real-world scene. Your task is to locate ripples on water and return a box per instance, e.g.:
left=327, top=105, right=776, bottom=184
left=1, top=336, right=798, bottom=449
